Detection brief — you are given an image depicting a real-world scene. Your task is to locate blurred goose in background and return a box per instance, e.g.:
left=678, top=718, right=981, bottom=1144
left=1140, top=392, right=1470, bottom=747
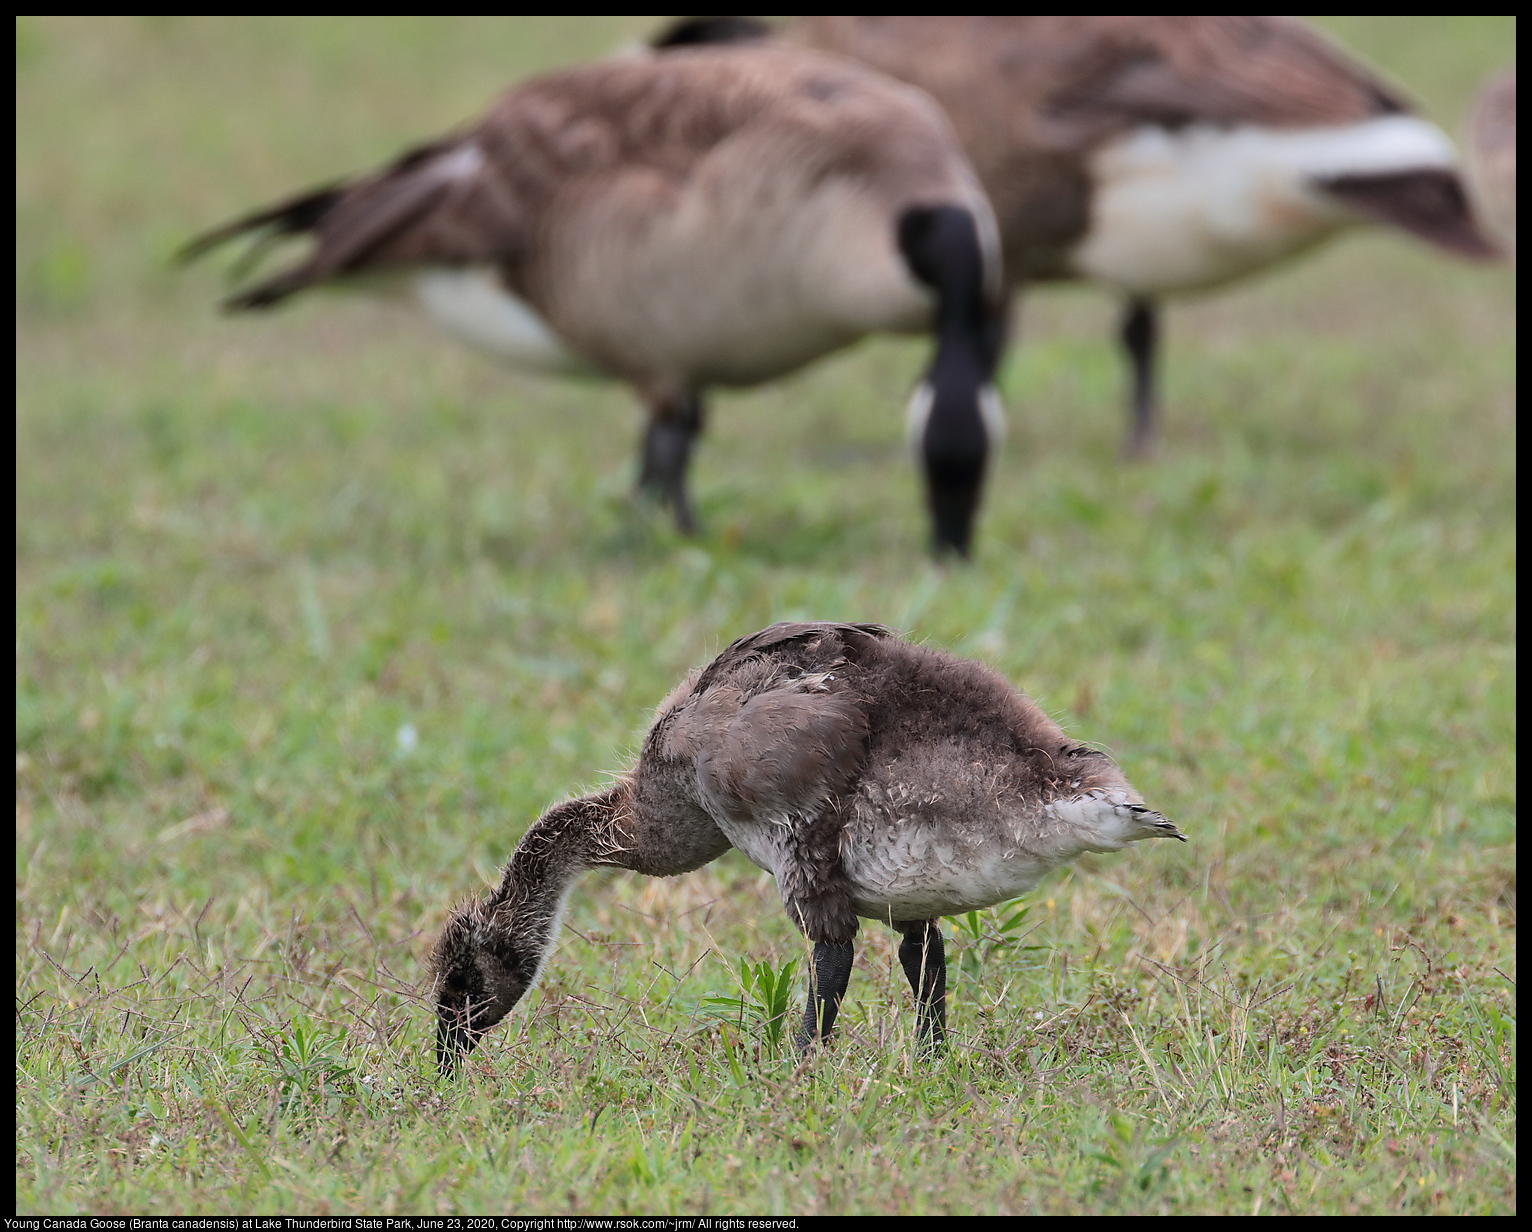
left=184, top=45, right=1005, bottom=556
left=432, top=621, right=1182, bottom=1068
left=1463, top=67, right=1516, bottom=257
left=656, top=16, right=1501, bottom=457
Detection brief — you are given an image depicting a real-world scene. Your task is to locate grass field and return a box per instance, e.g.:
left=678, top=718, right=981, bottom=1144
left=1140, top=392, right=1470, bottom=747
left=15, top=15, right=1516, bottom=1215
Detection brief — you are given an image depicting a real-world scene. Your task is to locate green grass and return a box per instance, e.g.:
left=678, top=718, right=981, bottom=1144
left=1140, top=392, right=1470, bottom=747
left=16, top=15, right=1516, bottom=1215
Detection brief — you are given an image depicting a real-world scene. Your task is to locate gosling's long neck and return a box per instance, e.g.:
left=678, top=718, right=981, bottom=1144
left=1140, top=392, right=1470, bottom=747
left=483, top=780, right=635, bottom=986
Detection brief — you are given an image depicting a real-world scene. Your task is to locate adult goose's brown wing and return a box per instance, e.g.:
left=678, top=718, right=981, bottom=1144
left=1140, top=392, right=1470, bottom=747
left=1036, top=15, right=1408, bottom=132
left=181, top=51, right=814, bottom=310
left=180, top=133, right=525, bottom=308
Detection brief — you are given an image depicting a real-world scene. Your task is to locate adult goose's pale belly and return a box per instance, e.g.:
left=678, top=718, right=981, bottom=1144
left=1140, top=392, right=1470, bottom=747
left=415, top=259, right=919, bottom=389
left=415, top=267, right=598, bottom=375
left=541, top=171, right=940, bottom=388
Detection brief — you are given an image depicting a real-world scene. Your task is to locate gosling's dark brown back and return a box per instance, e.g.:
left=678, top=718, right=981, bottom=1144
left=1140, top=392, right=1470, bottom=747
left=652, top=621, right=1117, bottom=821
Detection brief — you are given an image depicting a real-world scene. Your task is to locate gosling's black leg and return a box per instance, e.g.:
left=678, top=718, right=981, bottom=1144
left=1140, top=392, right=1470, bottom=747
left=897, top=920, right=947, bottom=1052
left=795, top=940, right=855, bottom=1052
left=1120, top=296, right=1159, bottom=459
left=638, top=391, right=705, bottom=534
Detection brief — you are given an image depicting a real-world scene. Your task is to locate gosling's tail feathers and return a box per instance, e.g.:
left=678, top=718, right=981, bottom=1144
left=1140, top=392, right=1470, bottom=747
left=1128, top=804, right=1186, bottom=843
left=1048, top=790, right=1186, bottom=853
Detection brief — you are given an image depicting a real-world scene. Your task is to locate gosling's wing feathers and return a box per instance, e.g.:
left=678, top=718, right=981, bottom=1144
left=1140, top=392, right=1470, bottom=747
left=658, top=622, right=888, bottom=811
left=694, top=684, right=870, bottom=824
left=655, top=621, right=895, bottom=823
left=689, top=621, right=893, bottom=696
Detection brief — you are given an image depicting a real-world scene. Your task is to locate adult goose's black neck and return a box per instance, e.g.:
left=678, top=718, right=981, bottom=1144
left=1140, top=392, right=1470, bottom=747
left=898, top=205, right=1000, bottom=558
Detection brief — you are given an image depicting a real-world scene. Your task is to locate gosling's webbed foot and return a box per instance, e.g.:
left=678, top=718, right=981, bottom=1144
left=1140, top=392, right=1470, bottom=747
left=794, top=939, right=855, bottom=1053
left=897, top=920, right=947, bottom=1053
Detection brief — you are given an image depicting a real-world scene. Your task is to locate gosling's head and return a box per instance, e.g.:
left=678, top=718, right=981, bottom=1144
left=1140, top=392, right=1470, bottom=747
left=430, top=897, right=532, bottom=1075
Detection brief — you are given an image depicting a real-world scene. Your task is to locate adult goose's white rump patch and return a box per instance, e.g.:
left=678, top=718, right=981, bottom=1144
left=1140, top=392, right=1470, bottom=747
left=415, top=267, right=594, bottom=374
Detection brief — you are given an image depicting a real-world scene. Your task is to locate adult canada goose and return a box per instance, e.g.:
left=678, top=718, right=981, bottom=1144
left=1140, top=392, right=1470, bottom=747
left=655, top=17, right=1499, bottom=456
left=433, top=621, right=1182, bottom=1069
left=1463, top=67, right=1516, bottom=257
left=182, top=45, right=1005, bottom=556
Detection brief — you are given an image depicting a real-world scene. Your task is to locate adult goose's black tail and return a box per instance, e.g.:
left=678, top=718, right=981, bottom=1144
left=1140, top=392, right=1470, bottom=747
left=1319, top=169, right=1501, bottom=259
left=178, top=136, right=475, bottom=309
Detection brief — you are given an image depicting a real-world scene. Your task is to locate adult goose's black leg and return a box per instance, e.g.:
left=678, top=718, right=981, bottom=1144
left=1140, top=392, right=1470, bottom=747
left=795, top=940, right=855, bottom=1052
left=1120, top=296, right=1159, bottom=459
left=639, top=390, right=705, bottom=533
left=897, top=920, right=947, bottom=1052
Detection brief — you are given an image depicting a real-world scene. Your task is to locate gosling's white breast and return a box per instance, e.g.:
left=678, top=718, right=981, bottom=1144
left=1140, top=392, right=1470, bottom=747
left=838, top=780, right=1052, bottom=923
left=843, top=819, right=1058, bottom=924
left=1070, top=114, right=1459, bottom=295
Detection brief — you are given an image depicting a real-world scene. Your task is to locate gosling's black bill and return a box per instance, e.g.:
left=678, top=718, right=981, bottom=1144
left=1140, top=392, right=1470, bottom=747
left=436, top=1015, right=481, bottom=1075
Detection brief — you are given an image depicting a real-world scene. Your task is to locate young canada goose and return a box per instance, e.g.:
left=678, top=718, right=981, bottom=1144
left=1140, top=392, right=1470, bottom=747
left=1464, top=68, right=1516, bottom=257
left=432, top=621, right=1182, bottom=1070
left=182, top=45, right=1005, bottom=556
left=655, top=16, right=1499, bottom=456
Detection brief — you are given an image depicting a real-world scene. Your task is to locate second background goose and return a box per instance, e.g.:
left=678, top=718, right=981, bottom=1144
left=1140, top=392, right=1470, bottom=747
left=658, top=16, right=1500, bottom=456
